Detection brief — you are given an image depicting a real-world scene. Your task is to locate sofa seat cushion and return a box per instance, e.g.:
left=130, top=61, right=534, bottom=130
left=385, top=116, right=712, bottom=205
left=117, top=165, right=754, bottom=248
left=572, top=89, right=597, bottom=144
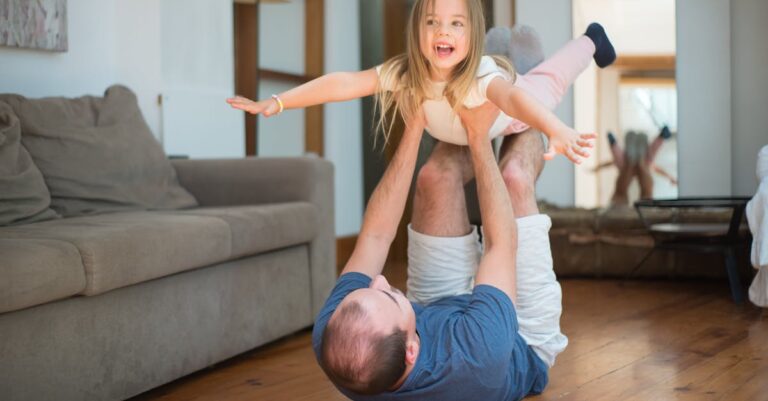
left=0, top=239, right=86, bottom=313
left=0, top=211, right=232, bottom=297
left=0, top=202, right=318, bottom=300
left=173, top=202, right=318, bottom=260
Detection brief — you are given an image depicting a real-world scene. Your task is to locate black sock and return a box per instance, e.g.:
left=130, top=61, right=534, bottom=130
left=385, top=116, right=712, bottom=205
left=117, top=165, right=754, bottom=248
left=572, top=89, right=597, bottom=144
left=659, top=126, right=672, bottom=139
left=607, top=131, right=617, bottom=146
left=585, top=23, right=616, bottom=68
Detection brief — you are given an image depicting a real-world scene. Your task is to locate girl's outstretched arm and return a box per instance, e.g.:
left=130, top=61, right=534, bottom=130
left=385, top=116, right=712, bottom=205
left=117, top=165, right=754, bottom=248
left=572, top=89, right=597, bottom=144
left=227, top=68, right=379, bottom=117
left=485, top=77, right=595, bottom=164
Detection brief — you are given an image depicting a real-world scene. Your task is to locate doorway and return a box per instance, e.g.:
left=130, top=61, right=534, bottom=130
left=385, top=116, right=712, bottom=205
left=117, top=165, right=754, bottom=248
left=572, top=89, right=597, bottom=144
left=233, top=0, right=324, bottom=157
left=572, top=0, right=678, bottom=209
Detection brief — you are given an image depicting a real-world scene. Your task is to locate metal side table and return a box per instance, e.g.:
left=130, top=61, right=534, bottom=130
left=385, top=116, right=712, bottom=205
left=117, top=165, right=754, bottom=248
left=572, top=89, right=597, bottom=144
left=630, top=197, right=751, bottom=303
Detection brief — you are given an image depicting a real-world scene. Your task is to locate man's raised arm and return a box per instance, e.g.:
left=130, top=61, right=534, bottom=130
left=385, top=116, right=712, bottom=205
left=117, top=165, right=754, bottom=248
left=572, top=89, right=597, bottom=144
left=341, top=113, right=425, bottom=278
left=459, top=103, right=518, bottom=301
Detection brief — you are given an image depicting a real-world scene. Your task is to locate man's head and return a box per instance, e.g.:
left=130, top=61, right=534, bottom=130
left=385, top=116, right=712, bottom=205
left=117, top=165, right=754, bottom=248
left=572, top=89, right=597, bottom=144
left=320, top=275, right=420, bottom=395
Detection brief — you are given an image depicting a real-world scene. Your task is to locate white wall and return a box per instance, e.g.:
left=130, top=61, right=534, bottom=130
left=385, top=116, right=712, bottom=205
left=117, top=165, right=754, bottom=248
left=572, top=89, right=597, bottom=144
left=0, top=0, right=160, bottom=133
left=0, top=0, right=242, bottom=159
left=114, top=1, right=162, bottom=137
left=731, top=0, right=768, bottom=196
left=260, top=0, right=305, bottom=75
left=325, top=0, right=364, bottom=237
left=160, top=0, right=244, bottom=158
left=517, top=0, right=576, bottom=206
left=573, top=0, right=676, bottom=55
left=676, top=0, right=732, bottom=197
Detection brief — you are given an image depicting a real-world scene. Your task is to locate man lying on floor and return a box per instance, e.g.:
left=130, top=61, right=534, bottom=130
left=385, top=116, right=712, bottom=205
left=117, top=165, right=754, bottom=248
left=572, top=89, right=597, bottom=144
left=312, top=102, right=568, bottom=401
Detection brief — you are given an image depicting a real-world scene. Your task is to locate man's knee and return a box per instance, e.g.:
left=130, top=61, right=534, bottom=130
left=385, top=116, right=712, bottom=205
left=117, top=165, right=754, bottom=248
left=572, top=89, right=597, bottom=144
left=416, top=159, right=463, bottom=195
left=500, top=157, right=536, bottom=196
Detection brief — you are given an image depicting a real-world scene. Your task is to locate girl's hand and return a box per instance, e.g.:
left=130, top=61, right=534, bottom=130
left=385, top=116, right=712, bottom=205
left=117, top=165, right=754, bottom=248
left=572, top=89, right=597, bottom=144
left=226, top=96, right=281, bottom=117
left=544, top=128, right=596, bottom=164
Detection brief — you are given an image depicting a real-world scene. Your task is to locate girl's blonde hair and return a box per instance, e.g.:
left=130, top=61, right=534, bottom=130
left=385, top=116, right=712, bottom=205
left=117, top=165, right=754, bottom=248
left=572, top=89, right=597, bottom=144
left=374, top=0, right=514, bottom=145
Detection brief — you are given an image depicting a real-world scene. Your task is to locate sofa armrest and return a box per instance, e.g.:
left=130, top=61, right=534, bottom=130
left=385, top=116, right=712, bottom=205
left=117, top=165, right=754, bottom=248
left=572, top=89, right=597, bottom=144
left=171, top=156, right=332, bottom=207
left=171, top=156, right=336, bottom=316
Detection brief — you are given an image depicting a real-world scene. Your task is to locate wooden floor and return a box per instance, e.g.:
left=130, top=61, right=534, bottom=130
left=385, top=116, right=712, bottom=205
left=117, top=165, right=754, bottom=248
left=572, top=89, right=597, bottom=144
left=133, top=264, right=768, bottom=401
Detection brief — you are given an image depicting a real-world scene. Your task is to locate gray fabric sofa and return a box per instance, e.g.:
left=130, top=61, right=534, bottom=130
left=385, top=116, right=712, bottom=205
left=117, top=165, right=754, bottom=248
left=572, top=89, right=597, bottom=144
left=0, top=88, right=335, bottom=400
left=541, top=203, right=750, bottom=279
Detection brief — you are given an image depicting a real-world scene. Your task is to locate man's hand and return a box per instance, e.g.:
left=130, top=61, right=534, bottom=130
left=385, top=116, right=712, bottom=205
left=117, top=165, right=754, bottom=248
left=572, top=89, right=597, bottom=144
left=226, top=95, right=281, bottom=117
left=459, top=103, right=517, bottom=301
left=458, top=102, right=500, bottom=143
left=544, top=127, right=596, bottom=164
left=405, top=108, right=427, bottom=136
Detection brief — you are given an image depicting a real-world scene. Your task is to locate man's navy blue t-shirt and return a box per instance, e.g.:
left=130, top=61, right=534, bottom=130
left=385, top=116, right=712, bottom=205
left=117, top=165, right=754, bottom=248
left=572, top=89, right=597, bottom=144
left=312, top=273, right=548, bottom=401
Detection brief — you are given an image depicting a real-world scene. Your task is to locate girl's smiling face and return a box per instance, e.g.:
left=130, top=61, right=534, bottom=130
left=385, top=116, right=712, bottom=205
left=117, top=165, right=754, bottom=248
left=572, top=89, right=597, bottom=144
left=419, top=0, right=471, bottom=81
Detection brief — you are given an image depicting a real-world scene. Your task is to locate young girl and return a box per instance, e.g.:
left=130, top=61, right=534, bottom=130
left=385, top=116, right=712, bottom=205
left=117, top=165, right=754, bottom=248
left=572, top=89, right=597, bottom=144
left=227, top=0, right=615, bottom=164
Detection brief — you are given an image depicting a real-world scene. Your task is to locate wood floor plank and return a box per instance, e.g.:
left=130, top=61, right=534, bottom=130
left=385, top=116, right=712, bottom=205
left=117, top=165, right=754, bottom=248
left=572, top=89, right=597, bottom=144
left=623, top=335, right=768, bottom=401
left=533, top=283, right=726, bottom=398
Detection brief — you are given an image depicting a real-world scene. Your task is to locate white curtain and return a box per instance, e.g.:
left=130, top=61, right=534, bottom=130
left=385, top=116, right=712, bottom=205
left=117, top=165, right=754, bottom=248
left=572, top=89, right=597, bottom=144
left=748, top=145, right=768, bottom=307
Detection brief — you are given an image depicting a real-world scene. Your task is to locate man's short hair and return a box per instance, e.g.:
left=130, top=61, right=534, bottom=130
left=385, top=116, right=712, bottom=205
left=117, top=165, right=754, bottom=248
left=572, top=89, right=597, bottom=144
left=320, top=300, right=407, bottom=395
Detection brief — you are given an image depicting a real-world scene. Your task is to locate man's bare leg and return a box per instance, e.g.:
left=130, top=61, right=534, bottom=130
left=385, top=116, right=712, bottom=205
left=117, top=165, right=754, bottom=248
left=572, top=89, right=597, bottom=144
left=611, top=160, right=635, bottom=206
left=498, top=129, right=546, bottom=215
left=412, top=142, right=474, bottom=237
left=608, top=132, right=626, bottom=169
left=407, top=141, right=479, bottom=305
left=646, top=126, right=671, bottom=164
left=497, top=128, right=568, bottom=368
left=637, top=163, right=654, bottom=200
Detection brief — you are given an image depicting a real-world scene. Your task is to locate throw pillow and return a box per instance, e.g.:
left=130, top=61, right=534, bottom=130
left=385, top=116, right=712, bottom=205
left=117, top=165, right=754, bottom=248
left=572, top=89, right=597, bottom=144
left=0, top=102, right=59, bottom=225
left=0, top=85, right=198, bottom=216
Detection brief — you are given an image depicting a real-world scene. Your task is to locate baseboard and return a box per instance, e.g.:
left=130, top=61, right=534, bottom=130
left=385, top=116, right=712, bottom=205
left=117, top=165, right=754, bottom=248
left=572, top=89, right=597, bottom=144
left=336, top=235, right=358, bottom=274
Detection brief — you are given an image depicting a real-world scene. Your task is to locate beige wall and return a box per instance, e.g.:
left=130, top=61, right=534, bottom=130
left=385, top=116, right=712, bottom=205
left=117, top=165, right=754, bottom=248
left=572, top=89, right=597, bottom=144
left=676, top=0, right=732, bottom=197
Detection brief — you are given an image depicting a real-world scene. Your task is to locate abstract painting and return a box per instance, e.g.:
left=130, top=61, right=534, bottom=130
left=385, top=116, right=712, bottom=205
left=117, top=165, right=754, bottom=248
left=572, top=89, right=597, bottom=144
left=0, top=0, right=68, bottom=52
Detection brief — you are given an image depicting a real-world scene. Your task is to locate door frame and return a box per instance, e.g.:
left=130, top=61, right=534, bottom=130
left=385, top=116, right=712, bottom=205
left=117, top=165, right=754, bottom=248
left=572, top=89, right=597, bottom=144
left=234, top=0, right=325, bottom=157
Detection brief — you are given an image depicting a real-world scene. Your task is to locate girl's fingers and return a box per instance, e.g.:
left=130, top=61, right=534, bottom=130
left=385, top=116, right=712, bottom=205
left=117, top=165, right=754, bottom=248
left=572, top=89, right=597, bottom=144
left=577, top=139, right=594, bottom=148
left=566, top=147, right=582, bottom=164
left=229, top=97, right=254, bottom=106
left=543, top=142, right=557, bottom=160
left=580, top=132, right=598, bottom=140
left=572, top=145, right=590, bottom=158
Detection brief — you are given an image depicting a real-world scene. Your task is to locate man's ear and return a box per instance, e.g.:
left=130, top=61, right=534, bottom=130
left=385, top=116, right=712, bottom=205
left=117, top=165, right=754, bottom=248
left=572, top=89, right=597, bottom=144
left=405, top=339, right=420, bottom=366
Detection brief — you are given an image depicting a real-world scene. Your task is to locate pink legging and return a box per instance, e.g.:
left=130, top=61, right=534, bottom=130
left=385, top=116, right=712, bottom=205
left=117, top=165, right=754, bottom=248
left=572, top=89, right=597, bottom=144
left=506, top=36, right=596, bottom=134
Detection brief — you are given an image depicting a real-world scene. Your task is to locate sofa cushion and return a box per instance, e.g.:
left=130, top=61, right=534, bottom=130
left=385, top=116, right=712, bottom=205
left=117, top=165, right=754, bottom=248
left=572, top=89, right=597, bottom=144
left=0, top=102, right=59, bottom=226
left=0, top=203, right=318, bottom=298
left=0, top=211, right=232, bottom=296
left=0, top=239, right=86, bottom=313
left=0, top=86, right=197, bottom=217
left=173, top=202, right=318, bottom=259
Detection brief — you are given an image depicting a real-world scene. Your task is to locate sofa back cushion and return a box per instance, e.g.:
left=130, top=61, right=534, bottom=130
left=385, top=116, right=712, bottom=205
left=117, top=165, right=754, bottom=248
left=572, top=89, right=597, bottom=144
left=0, top=103, right=59, bottom=225
left=0, top=86, right=197, bottom=216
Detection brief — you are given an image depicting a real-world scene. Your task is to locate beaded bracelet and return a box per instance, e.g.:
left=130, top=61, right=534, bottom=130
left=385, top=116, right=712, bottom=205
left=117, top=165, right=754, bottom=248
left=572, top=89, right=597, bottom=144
left=271, top=94, right=285, bottom=114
